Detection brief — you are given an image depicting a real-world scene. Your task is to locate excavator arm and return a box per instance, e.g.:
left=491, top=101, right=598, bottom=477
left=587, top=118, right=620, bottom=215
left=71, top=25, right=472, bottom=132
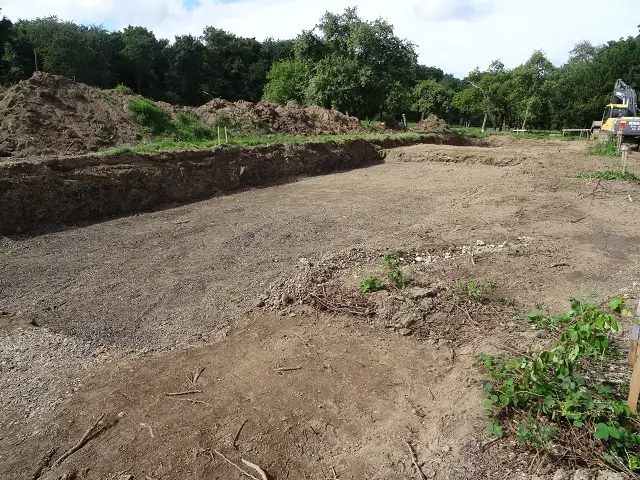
left=612, top=79, right=637, bottom=115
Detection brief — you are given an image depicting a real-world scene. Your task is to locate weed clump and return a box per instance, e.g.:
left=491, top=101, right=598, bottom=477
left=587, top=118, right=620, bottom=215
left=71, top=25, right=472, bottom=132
left=587, top=139, right=619, bottom=157
left=479, top=297, right=640, bottom=472
left=360, top=253, right=407, bottom=294
left=115, top=83, right=133, bottom=95
left=457, top=279, right=492, bottom=302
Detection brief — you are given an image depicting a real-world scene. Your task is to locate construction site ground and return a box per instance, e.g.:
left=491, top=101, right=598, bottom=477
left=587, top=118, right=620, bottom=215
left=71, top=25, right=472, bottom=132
left=1, top=138, right=640, bottom=480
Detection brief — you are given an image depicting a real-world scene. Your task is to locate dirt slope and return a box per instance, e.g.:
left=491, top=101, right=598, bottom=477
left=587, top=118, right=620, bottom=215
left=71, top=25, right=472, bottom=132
left=196, top=99, right=362, bottom=135
left=0, top=73, right=143, bottom=157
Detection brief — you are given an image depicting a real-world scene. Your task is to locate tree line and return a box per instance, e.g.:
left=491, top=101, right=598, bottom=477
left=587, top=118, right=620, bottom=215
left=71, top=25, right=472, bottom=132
left=1, top=7, right=640, bottom=130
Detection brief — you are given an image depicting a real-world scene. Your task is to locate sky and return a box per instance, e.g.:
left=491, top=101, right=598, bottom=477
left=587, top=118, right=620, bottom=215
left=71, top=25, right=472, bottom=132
left=3, top=0, right=640, bottom=78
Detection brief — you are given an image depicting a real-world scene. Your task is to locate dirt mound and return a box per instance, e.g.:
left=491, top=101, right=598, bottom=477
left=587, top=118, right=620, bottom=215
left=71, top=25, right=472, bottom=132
left=417, top=114, right=450, bottom=132
left=196, top=99, right=362, bottom=135
left=0, top=72, right=141, bottom=157
left=260, top=246, right=525, bottom=346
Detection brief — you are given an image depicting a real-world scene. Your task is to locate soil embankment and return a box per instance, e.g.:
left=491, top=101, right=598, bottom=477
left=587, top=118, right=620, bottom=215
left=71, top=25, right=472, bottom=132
left=0, top=140, right=381, bottom=235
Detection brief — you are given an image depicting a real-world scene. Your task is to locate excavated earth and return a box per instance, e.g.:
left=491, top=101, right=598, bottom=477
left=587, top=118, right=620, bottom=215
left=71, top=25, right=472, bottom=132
left=1, top=138, right=640, bottom=479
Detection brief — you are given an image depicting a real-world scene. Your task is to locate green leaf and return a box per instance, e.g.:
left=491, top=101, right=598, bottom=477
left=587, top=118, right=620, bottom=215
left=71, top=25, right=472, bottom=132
left=573, top=420, right=584, bottom=427
left=594, top=423, right=610, bottom=440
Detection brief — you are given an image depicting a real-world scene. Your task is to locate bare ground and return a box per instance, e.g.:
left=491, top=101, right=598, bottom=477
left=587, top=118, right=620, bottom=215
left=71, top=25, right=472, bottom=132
left=1, top=139, right=639, bottom=479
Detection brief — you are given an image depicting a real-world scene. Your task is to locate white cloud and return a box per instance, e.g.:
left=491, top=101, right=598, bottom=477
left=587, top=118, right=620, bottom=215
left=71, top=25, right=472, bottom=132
left=3, top=0, right=640, bottom=77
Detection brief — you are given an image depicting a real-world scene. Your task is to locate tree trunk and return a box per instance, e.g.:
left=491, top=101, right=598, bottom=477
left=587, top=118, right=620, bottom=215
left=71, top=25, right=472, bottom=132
left=481, top=114, right=488, bottom=132
left=421, top=112, right=425, bottom=122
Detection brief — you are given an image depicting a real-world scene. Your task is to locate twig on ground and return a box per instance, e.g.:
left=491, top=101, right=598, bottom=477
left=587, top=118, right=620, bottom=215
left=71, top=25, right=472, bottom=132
left=405, top=441, right=427, bottom=480
left=485, top=340, right=534, bottom=361
left=480, top=436, right=502, bottom=451
left=164, top=390, right=202, bottom=397
left=188, top=367, right=206, bottom=385
left=274, top=367, right=302, bottom=373
left=570, top=216, right=587, bottom=224
left=176, top=398, right=212, bottom=407
left=213, top=449, right=260, bottom=480
left=55, top=413, right=106, bottom=466
left=331, top=466, right=339, bottom=479
left=241, top=459, right=268, bottom=480
left=30, top=447, right=55, bottom=480
left=233, top=419, right=248, bottom=449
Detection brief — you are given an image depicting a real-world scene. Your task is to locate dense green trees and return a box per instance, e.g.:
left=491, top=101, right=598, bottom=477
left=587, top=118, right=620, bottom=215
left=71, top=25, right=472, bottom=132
left=1, top=7, right=640, bottom=129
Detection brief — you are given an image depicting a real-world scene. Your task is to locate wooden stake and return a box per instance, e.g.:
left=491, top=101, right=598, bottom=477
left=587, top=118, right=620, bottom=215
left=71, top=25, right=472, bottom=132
left=628, top=354, right=640, bottom=413
left=217, top=127, right=221, bottom=145
left=628, top=340, right=638, bottom=367
left=225, top=126, right=228, bottom=144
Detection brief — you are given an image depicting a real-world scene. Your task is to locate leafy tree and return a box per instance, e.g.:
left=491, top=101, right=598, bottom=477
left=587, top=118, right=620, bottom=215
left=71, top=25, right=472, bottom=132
left=412, top=79, right=453, bottom=119
left=165, top=34, right=206, bottom=105
left=568, top=40, right=600, bottom=64
left=452, top=88, right=484, bottom=125
left=262, top=58, right=311, bottom=104
left=306, top=55, right=366, bottom=114
left=121, top=26, right=163, bottom=94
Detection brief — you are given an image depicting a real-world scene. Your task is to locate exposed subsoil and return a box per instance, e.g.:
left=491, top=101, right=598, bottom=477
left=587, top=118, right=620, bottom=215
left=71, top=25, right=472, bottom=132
left=0, top=73, right=142, bottom=157
left=1, top=138, right=640, bottom=479
left=196, top=99, right=361, bottom=136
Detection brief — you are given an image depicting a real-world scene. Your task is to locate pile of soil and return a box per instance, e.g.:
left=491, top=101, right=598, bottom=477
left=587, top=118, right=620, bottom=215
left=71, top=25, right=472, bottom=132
left=196, top=99, right=362, bottom=135
left=417, top=114, right=450, bottom=132
left=0, top=73, right=141, bottom=157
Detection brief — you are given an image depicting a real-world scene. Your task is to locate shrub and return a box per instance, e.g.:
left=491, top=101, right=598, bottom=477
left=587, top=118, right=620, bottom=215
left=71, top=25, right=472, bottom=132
left=480, top=297, right=640, bottom=471
left=115, top=83, right=134, bottom=95
left=129, top=98, right=173, bottom=136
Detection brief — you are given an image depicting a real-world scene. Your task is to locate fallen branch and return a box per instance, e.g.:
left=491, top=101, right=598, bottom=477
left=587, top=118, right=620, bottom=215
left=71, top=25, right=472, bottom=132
left=233, top=419, right=248, bottom=449
left=274, top=367, right=302, bottom=373
left=241, top=459, right=268, bottom=480
left=405, top=441, right=427, bottom=480
left=55, top=414, right=106, bottom=466
left=331, top=466, right=339, bottom=479
left=570, top=216, right=587, bottom=224
left=176, top=398, right=212, bottom=407
left=213, top=449, right=260, bottom=480
left=164, top=390, right=202, bottom=397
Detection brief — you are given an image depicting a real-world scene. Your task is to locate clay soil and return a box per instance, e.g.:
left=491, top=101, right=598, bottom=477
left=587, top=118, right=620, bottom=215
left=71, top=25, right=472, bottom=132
left=1, top=139, right=640, bottom=479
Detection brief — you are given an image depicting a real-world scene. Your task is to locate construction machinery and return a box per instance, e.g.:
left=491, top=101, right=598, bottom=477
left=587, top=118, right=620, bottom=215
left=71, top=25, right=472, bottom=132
left=591, top=79, right=640, bottom=139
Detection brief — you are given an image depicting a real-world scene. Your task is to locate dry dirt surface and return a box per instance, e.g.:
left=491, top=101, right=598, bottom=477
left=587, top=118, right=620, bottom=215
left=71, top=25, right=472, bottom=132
left=196, top=99, right=362, bottom=135
left=0, top=73, right=142, bottom=157
left=1, top=138, right=640, bottom=479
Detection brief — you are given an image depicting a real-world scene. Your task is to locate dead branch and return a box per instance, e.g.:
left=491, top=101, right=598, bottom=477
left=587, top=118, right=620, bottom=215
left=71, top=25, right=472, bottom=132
left=55, top=413, right=106, bottom=466
left=176, top=398, right=212, bottom=407
left=331, top=466, right=339, bottom=479
left=274, top=367, right=302, bottom=373
left=405, top=441, right=427, bottom=480
left=213, top=449, right=260, bottom=480
left=241, top=459, right=268, bottom=480
left=233, top=419, right=248, bottom=449
left=164, top=390, right=202, bottom=397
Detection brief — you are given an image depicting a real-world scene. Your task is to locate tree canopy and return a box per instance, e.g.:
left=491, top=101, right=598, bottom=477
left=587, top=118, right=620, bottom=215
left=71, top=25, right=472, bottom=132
left=1, top=8, right=639, bottom=129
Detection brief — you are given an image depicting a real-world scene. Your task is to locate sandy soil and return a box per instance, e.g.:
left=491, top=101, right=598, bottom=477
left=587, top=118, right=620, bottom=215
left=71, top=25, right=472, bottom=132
left=1, top=138, right=639, bottom=479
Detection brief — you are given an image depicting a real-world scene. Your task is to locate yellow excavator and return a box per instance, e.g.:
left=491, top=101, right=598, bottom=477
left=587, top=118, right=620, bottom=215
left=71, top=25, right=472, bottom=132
left=591, top=79, right=640, bottom=140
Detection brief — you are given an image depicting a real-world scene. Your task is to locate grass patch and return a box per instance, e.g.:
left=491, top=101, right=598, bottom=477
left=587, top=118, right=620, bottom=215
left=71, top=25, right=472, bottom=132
left=480, top=297, right=640, bottom=473
left=99, top=132, right=424, bottom=155
left=569, top=170, right=639, bottom=182
left=587, top=139, right=619, bottom=157
left=452, top=127, right=581, bottom=141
